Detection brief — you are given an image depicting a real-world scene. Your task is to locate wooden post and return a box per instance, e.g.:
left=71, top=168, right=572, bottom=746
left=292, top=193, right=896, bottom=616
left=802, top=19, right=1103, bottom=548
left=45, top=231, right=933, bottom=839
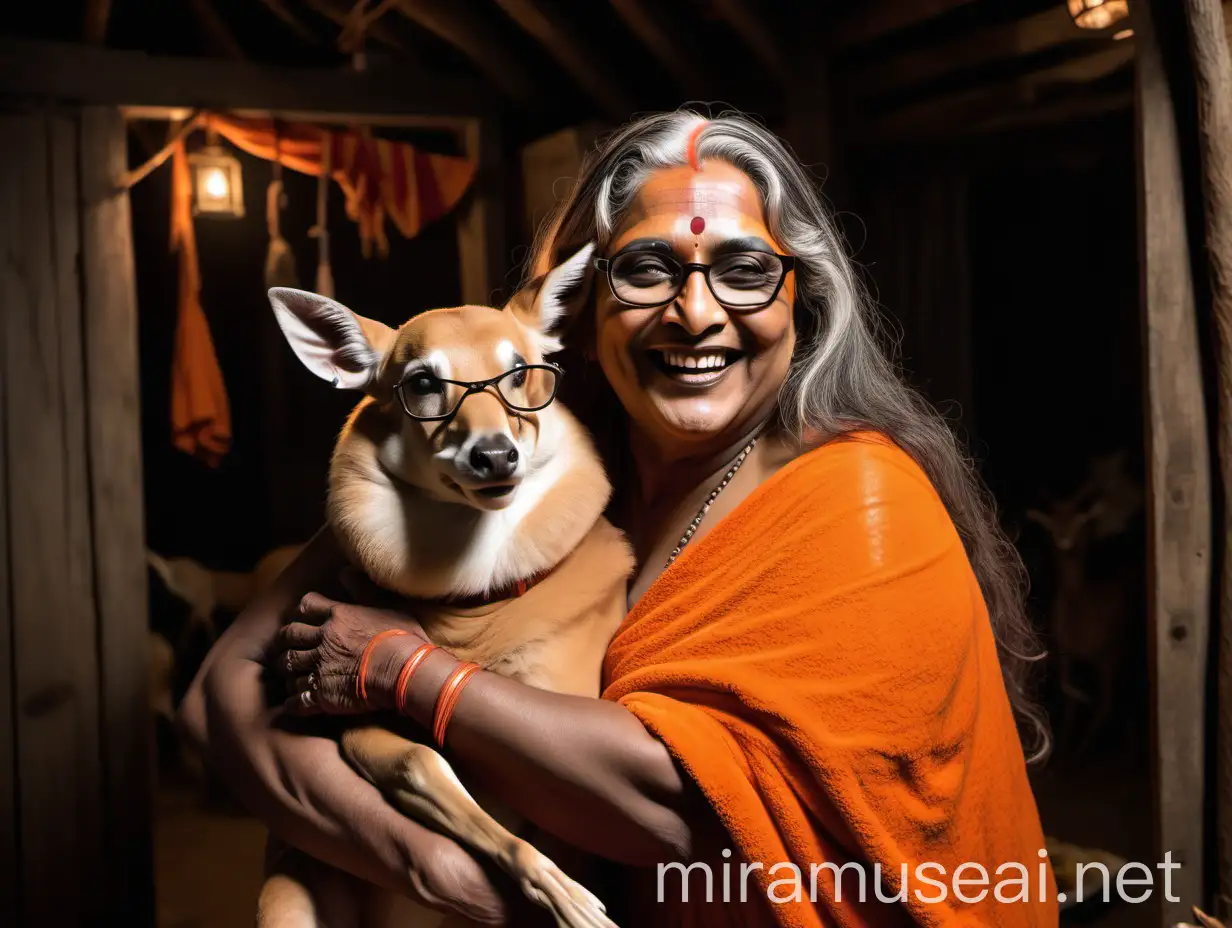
left=0, top=103, right=152, bottom=925
left=79, top=105, right=154, bottom=925
left=456, top=117, right=509, bottom=305
left=1177, top=0, right=1232, bottom=914
left=1134, top=3, right=1213, bottom=923
left=0, top=108, right=109, bottom=925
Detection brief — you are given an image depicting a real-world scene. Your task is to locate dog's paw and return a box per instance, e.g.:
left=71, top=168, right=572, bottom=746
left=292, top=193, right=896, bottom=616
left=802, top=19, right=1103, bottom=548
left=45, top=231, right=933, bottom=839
left=507, top=841, right=618, bottom=928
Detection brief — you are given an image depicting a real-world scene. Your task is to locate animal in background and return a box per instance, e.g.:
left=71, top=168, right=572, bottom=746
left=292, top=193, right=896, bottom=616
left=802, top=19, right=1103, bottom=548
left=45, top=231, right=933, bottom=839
left=147, top=543, right=306, bottom=774
left=1175, top=909, right=1224, bottom=928
left=257, top=243, right=633, bottom=928
left=147, top=543, right=306, bottom=643
left=1026, top=450, right=1142, bottom=761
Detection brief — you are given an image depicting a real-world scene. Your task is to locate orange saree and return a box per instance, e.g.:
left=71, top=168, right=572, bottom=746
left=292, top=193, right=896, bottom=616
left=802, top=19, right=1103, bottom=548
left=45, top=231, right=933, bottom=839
left=602, top=432, right=1057, bottom=928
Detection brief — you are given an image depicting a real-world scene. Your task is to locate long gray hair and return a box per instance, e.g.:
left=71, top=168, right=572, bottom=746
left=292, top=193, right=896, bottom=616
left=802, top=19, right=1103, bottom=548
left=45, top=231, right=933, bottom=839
left=526, top=108, right=1049, bottom=761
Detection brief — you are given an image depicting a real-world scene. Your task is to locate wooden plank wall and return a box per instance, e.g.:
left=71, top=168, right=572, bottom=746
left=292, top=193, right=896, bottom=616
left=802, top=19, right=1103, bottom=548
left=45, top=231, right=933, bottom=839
left=80, top=105, right=154, bottom=926
left=1134, top=2, right=1213, bottom=923
left=456, top=118, right=510, bottom=305
left=0, top=110, right=15, bottom=928
left=0, top=104, right=152, bottom=925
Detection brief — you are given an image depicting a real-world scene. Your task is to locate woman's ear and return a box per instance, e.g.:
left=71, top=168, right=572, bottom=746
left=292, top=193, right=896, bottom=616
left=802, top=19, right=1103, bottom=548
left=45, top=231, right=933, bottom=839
left=509, top=243, right=595, bottom=348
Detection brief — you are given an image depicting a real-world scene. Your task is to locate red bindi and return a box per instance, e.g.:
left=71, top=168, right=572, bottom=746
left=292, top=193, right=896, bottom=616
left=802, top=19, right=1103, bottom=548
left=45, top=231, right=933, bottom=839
left=690, top=216, right=706, bottom=235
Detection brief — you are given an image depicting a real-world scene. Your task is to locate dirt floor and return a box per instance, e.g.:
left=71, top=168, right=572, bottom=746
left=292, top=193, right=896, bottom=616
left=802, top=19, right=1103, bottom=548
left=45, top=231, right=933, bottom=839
left=1032, top=753, right=1156, bottom=928
left=154, top=776, right=267, bottom=928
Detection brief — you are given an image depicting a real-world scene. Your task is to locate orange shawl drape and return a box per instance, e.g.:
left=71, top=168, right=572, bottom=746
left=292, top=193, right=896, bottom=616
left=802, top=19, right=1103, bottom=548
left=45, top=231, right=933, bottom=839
left=602, top=433, right=1057, bottom=928
left=167, top=114, right=476, bottom=465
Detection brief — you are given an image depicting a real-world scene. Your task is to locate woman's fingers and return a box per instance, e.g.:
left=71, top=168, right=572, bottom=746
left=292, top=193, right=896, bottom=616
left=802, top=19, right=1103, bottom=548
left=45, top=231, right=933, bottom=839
left=278, top=621, right=324, bottom=652
left=279, top=649, right=317, bottom=677
left=297, top=591, right=339, bottom=624
left=283, top=687, right=322, bottom=716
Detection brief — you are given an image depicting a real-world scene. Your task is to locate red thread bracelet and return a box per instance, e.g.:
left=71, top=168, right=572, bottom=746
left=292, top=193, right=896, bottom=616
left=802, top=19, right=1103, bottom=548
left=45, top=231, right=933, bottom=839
left=356, top=629, right=409, bottom=706
left=394, top=642, right=439, bottom=715
left=432, top=661, right=481, bottom=747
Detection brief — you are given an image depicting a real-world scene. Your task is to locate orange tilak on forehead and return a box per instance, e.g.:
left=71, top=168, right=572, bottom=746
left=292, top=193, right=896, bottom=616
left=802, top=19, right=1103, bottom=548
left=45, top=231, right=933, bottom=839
left=629, top=166, right=767, bottom=225
left=609, top=162, right=777, bottom=253
left=686, top=123, right=705, bottom=236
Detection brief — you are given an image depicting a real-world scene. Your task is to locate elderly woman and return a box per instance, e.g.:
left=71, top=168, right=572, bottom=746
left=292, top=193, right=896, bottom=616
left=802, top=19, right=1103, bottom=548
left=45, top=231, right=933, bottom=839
left=180, top=110, right=1056, bottom=927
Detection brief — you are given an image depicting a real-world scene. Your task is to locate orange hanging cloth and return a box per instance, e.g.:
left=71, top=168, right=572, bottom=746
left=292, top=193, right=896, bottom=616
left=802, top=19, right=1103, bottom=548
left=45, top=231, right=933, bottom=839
left=169, top=139, right=232, bottom=467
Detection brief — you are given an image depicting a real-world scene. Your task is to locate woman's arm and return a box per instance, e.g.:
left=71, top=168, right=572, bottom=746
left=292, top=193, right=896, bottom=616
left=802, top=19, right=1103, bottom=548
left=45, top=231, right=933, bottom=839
left=401, top=649, right=705, bottom=865
left=176, top=529, right=512, bottom=924
left=283, top=591, right=707, bottom=867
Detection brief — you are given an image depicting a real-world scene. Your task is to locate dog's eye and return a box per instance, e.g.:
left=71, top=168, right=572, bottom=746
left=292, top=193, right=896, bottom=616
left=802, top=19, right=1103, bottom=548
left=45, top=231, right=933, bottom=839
left=404, top=371, right=442, bottom=395
left=509, top=367, right=527, bottom=389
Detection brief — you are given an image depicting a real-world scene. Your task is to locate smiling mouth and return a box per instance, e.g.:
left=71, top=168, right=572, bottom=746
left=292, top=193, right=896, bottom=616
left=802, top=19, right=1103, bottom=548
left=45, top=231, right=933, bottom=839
left=475, top=484, right=516, bottom=498
left=648, top=348, right=743, bottom=384
left=440, top=474, right=518, bottom=500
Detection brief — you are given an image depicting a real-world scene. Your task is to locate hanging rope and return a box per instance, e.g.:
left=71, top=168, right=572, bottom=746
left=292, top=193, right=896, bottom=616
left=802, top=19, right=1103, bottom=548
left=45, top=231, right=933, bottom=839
left=264, top=123, right=299, bottom=290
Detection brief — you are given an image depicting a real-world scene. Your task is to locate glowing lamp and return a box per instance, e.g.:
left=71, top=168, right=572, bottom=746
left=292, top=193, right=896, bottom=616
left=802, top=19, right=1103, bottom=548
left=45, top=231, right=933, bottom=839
left=187, top=143, right=245, bottom=218
left=1066, top=0, right=1130, bottom=31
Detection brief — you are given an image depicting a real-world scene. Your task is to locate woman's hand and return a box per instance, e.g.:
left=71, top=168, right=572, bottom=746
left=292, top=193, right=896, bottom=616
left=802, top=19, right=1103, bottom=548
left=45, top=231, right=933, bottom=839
left=177, top=528, right=518, bottom=923
left=274, top=589, right=429, bottom=716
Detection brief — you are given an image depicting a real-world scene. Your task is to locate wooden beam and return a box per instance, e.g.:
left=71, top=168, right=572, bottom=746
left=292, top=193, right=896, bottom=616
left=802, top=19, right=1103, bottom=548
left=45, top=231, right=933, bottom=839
left=831, top=0, right=982, bottom=48
left=711, top=0, right=792, bottom=85
left=83, top=0, right=112, bottom=44
left=846, top=6, right=1095, bottom=101
left=608, top=0, right=711, bottom=98
left=186, top=0, right=246, bottom=59
left=257, top=0, right=322, bottom=45
left=299, top=0, right=414, bottom=53
left=0, top=36, right=492, bottom=117
left=965, top=89, right=1132, bottom=135
left=493, top=0, right=634, bottom=121
left=456, top=118, right=509, bottom=305
left=859, top=43, right=1135, bottom=145
left=395, top=0, right=540, bottom=106
left=1176, top=0, right=1232, bottom=914
left=1134, top=2, right=1212, bottom=924
left=120, top=104, right=468, bottom=129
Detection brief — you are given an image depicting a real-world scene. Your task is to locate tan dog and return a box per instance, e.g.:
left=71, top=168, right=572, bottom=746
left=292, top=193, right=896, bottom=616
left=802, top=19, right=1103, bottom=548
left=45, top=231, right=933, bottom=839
left=257, top=244, right=634, bottom=928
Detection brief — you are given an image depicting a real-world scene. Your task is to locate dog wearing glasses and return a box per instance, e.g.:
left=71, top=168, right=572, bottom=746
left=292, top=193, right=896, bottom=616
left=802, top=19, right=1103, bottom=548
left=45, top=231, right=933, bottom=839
left=258, top=243, right=634, bottom=928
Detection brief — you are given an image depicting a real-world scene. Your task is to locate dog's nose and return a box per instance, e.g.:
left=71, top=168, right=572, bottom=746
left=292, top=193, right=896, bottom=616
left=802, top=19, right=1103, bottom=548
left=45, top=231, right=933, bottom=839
left=469, top=435, right=519, bottom=480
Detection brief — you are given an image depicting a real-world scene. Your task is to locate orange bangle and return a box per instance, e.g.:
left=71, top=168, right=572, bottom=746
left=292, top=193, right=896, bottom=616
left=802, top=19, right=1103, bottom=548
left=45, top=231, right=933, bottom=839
left=356, top=629, right=409, bottom=706
left=394, top=642, right=439, bottom=715
left=432, top=661, right=482, bottom=747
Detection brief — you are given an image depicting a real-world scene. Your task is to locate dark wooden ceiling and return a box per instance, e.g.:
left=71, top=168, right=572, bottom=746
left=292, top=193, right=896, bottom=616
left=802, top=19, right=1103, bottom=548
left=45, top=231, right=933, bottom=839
left=3, top=0, right=1137, bottom=148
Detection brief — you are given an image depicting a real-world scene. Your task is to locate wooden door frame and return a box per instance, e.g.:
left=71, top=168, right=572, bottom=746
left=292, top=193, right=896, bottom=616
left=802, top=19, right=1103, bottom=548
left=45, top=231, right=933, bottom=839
left=0, top=40, right=506, bottom=926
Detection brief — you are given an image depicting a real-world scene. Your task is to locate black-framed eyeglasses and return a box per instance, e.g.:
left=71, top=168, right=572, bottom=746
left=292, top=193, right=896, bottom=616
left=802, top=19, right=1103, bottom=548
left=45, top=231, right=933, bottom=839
left=394, top=363, right=564, bottom=421
left=594, top=250, right=796, bottom=310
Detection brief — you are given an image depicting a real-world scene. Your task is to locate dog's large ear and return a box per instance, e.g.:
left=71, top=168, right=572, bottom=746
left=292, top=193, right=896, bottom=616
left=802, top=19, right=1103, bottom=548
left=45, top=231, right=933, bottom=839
left=509, top=242, right=595, bottom=350
left=268, top=288, right=397, bottom=392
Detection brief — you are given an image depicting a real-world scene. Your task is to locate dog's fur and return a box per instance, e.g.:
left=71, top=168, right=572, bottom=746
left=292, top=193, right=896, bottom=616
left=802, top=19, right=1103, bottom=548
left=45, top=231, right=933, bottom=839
left=257, top=244, right=635, bottom=928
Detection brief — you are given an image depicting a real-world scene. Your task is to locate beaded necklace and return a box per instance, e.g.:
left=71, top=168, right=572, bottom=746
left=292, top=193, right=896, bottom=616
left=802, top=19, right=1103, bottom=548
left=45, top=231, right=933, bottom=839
left=663, top=434, right=759, bottom=568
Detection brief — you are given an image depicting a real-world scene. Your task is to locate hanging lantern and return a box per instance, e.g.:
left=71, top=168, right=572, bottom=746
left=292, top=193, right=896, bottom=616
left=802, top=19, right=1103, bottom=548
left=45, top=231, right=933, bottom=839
left=187, top=139, right=245, bottom=218
left=1066, top=0, right=1130, bottom=31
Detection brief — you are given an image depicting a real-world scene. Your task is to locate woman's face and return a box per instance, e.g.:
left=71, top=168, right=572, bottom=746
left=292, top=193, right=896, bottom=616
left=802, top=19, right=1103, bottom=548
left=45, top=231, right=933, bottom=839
left=593, top=161, right=796, bottom=454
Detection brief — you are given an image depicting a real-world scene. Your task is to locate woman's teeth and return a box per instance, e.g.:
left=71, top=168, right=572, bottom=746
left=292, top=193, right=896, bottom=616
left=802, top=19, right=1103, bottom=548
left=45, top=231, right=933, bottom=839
left=659, top=350, right=730, bottom=371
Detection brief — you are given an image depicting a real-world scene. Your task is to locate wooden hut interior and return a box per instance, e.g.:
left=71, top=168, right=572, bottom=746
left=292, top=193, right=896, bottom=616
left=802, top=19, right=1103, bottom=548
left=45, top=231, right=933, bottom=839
left=1, top=1, right=1230, bottom=926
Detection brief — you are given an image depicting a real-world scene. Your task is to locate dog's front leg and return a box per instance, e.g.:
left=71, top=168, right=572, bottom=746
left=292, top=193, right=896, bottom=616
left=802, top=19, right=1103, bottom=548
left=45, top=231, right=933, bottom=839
left=342, top=726, right=617, bottom=928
